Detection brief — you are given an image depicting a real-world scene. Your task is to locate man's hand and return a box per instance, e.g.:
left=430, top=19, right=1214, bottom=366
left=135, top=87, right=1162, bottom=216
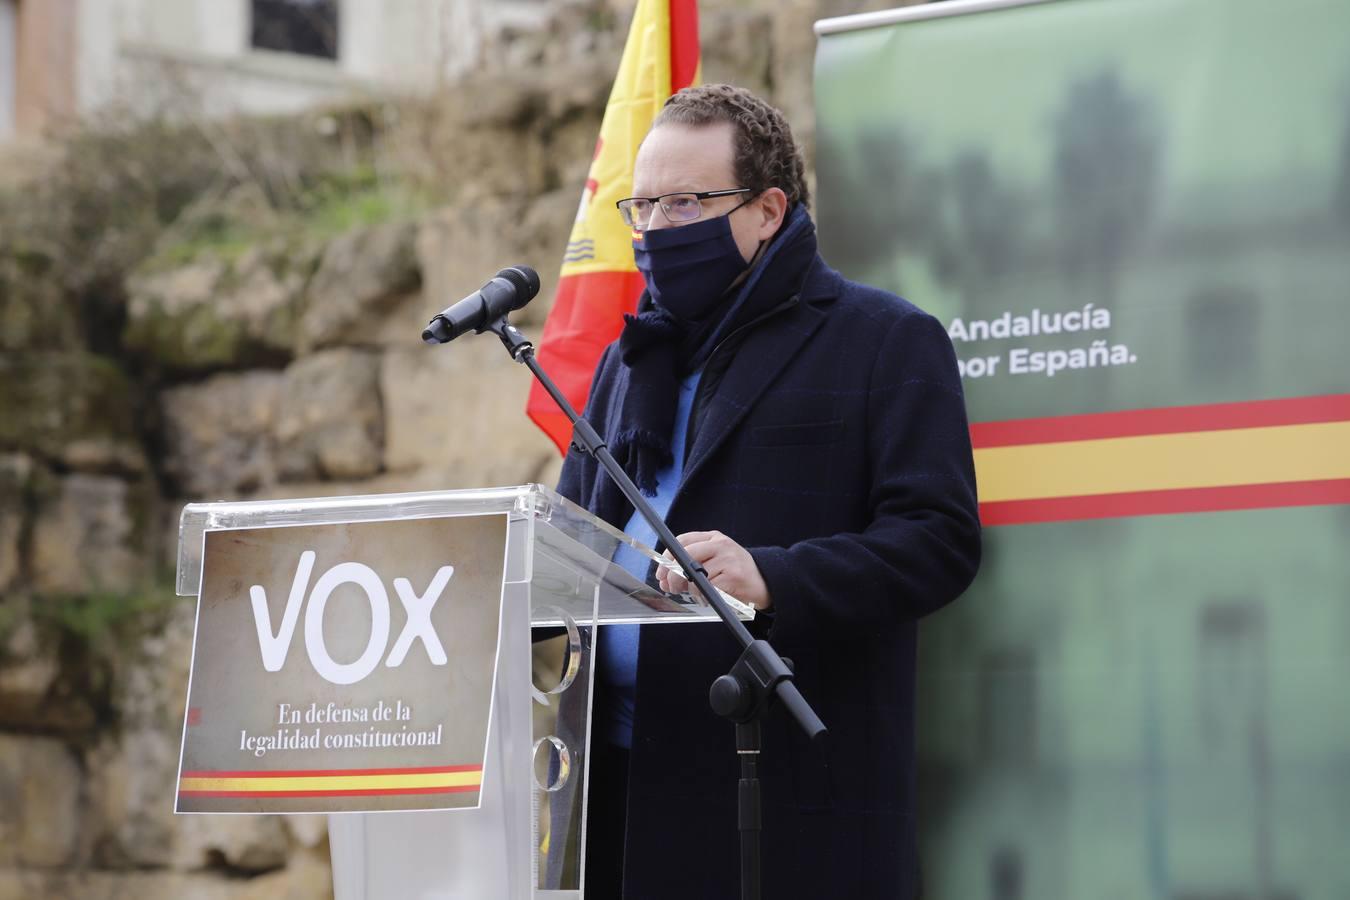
left=657, top=530, right=772, bottom=611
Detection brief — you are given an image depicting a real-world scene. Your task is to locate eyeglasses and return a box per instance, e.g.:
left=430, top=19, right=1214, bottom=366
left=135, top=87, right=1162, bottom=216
left=616, top=189, right=752, bottom=230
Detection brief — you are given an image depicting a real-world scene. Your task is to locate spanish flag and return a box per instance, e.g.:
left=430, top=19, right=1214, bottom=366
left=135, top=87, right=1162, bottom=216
left=526, top=0, right=701, bottom=452
left=178, top=764, right=483, bottom=800
left=974, top=394, right=1350, bottom=525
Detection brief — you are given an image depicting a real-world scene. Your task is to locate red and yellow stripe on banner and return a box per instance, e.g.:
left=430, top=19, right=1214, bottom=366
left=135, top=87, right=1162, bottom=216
left=974, top=394, right=1350, bottom=526
left=178, top=765, right=483, bottom=799
left=527, top=0, right=701, bottom=452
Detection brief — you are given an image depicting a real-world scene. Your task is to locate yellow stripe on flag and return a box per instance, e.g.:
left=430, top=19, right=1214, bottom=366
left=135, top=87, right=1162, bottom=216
left=562, top=0, right=684, bottom=277
left=179, top=770, right=482, bottom=794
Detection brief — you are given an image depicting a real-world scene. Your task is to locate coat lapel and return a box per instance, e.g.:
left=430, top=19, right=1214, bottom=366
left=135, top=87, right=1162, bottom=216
left=680, top=286, right=835, bottom=491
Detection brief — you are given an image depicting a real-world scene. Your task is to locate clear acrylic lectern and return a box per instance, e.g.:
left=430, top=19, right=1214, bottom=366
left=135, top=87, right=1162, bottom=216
left=176, top=484, right=752, bottom=899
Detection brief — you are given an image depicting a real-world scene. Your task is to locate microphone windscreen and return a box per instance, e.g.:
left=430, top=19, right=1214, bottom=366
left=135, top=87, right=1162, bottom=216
left=498, top=265, right=541, bottom=305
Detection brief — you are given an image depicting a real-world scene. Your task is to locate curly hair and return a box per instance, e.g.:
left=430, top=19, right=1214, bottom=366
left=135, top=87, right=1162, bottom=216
left=652, top=84, right=810, bottom=210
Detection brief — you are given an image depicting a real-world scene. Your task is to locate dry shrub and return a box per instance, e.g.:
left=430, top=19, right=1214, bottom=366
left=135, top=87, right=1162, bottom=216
left=0, top=98, right=387, bottom=353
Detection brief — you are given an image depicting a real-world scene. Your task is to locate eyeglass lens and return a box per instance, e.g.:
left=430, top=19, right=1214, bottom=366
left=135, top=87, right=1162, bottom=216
left=620, top=193, right=703, bottom=228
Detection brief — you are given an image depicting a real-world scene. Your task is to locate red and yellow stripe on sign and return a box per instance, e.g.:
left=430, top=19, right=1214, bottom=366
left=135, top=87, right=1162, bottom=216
left=527, top=0, right=701, bottom=452
left=178, top=765, right=483, bottom=799
left=974, top=394, right=1350, bottom=526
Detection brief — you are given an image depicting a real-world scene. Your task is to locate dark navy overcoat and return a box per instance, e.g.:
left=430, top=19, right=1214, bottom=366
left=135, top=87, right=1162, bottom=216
left=557, top=252, right=982, bottom=899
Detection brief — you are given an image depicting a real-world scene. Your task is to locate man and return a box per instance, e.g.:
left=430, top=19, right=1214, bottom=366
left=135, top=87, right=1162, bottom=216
left=557, top=84, right=981, bottom=900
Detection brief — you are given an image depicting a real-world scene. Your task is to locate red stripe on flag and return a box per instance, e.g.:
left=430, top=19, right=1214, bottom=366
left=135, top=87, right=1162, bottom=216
left=669, top=0, right=700, bottom=93
left=526, top=270, right=646, bottom=452
left=179, top=785, right=481, bottom=799
left=971, top=394, right=1350, bottom=449
left=979, top=478, right=1350, bottom=526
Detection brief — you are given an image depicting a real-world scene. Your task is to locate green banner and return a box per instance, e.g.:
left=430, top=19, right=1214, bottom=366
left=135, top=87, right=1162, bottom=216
left=815, top=0, right=1350, bottom=895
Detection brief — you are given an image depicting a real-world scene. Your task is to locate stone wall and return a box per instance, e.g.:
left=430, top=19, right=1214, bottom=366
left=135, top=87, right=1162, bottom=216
left=0, top=1, right=917, bottom=896
left=0, top=154, right=576, bottom=900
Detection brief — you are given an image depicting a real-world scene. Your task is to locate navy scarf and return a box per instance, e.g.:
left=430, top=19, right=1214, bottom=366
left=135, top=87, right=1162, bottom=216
left=607, top=205, right=818, bottom=511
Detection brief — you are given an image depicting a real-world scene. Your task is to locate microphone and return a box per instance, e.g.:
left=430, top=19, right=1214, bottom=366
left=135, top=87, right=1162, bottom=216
left=422, top=266, right=541, bottom=344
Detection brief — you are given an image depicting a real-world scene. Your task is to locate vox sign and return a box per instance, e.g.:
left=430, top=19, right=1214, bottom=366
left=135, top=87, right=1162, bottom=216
left=250, top=550, right=453, bottom=685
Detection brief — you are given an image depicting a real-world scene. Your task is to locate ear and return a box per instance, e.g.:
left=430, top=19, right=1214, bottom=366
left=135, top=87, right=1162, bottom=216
left=752, top=187, right=790, bottom=241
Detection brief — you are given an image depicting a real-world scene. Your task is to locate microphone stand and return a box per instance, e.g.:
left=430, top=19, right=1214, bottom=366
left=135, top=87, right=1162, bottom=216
left=480, top=316, right=828, bottom=900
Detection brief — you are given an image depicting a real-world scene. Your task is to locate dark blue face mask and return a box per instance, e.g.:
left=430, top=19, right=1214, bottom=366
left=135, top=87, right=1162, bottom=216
left=633, top=212, right=750, bottom=321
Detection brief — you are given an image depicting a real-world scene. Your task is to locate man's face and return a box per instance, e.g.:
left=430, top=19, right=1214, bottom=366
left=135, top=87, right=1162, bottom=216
left=632, top=122, right=770, bottom=263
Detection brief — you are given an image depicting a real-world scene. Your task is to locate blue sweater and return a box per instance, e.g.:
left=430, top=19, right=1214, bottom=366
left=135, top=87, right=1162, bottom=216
left=599, top=370, right=702, bottom=748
